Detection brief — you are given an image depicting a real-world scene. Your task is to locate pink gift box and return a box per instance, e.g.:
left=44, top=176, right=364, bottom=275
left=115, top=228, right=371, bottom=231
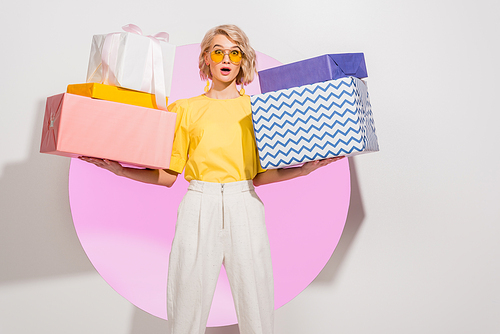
left=40, top=93, right=176, bottom=169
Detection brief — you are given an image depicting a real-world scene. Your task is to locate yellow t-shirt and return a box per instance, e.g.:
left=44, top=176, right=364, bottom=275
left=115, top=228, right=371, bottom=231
left=167, top=94, right=265, bottom=183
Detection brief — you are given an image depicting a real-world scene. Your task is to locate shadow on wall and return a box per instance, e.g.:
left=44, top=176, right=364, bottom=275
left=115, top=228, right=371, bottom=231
left=0, top=99, right=94, bottom=284
left=127, top=158, right=364, bottom=334
left=313, top=157, right=365, bottom=284
left=128, top=307, right=241, bottom=334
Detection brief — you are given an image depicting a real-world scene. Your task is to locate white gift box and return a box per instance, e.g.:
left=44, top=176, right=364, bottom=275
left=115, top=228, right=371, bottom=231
left=251, top=77, right=379, bottom=169
left=86, top=25, right=176, bottom=109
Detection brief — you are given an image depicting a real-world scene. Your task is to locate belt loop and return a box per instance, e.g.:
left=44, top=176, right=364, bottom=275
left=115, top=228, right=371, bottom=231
left=247, top=180, right=253, bottom=192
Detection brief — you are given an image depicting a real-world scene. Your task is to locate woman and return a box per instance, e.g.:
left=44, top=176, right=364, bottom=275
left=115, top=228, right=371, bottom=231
left=81, top=24, right=342, bottom=334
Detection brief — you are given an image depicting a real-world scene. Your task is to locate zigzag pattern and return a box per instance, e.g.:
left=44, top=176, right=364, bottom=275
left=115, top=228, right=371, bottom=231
left=254, top=85, right=354, bottom=122
left=257, top=117, right=359, bottom=143
left=259, top=120, right=361, bottom=151
left=251, top=77, right=379, bottom=169
left=253, top=100, right=357, bottom=135
left=252, top=79, right=352, bottom=106
left=260, top=132, right=364, bottom=160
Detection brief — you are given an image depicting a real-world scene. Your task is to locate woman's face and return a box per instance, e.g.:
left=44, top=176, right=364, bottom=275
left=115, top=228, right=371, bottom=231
left=205, top=34, right=242, bottom=85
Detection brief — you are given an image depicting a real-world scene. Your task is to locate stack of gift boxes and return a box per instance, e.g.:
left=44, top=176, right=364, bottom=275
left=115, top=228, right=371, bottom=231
left=251, top=53, right=379, bottom=169
left=40, top=25, right=177, bottom=169
left=40, top=25, right=378, bottom=170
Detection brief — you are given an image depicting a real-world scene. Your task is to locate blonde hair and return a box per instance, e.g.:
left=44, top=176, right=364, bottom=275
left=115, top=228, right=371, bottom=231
left=199, top=24, right=257, bottom=86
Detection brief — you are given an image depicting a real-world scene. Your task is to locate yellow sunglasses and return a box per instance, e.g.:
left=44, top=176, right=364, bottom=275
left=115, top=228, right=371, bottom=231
left=209, top=49, right=243, bottom=64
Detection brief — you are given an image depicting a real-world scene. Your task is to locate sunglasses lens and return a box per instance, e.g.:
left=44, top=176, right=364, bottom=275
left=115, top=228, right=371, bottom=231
left=229, top=50, right=242, bottom=63
left=210, top=50, right=224, bottom=63
left=210, top=49, right=242, bottom=64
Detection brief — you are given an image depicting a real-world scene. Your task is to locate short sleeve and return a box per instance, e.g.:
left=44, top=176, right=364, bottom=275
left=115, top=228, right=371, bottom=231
left=257, top=164, right=266, bottom=174
left=167, top=99, right=190, bottom=173
left=256, top=148, right=266, bottom=174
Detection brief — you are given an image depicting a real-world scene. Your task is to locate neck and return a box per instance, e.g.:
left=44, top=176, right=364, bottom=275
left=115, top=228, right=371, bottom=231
left=205, top=79, right=241, bottom=99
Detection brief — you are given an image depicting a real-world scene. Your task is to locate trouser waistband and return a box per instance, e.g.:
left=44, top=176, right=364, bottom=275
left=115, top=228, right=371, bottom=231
left=187, top=179, right=254, bottom=195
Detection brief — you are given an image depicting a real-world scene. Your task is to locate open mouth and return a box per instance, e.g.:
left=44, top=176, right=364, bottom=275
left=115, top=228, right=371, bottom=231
left=221, top=67, right=231, bottom=75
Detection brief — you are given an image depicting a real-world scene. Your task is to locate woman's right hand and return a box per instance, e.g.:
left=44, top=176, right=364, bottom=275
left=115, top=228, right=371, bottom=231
left=78, top=156, right=125, bottom=176
left=78, top=157, right=178, bottom=187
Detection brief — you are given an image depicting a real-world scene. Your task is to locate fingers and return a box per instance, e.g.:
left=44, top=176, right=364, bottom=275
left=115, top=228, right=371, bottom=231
left=303, top=156, right=346, bottom=173
left=317, top=156, right=341, bottom=166
left=79, top=156, right=96, bottom=164
left=78, top=156, right=113, bottom=168
left=78, top=157, right=125, bottom=177
left=79, top=156, right=103, bottom=165
left=323, top=156, right=345, bottom=164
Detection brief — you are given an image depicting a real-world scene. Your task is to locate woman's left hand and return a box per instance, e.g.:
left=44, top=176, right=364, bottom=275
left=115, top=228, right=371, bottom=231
left=300, top=156, right=345, bottom=176
left=253, top=156, right=346, bottom=186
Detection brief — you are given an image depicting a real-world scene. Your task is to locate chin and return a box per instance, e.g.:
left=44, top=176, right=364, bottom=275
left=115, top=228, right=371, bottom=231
left=214, top=76, right=238, bottom=85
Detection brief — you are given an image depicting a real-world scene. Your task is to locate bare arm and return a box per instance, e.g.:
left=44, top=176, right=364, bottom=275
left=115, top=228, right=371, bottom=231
left=253, top=156, right=345, bottom=187
left=79, top=157, right=178, bottom=187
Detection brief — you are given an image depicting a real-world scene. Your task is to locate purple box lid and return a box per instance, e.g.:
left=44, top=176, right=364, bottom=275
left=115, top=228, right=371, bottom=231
left=258, top=53, right=367, bottom=94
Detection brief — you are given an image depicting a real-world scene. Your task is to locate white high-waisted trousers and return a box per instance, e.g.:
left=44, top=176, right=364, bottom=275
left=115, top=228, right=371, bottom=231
left=167, top=180, right=274, bottom=334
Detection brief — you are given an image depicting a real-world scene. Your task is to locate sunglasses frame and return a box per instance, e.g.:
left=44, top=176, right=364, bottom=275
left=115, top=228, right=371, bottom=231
left=209, top=48, right=244, bottom=64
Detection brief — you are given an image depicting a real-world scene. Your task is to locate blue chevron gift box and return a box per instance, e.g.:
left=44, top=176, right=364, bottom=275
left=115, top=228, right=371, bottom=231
left=251, top=76, right=379, bottom=169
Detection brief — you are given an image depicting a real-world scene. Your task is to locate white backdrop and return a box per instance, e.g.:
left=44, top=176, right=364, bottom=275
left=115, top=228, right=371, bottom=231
left=1, top=0, right=499, bottom=333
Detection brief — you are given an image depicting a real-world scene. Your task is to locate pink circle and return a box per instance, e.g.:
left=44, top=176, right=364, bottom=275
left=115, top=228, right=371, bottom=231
left=68, top=44, right=350, bottom=326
